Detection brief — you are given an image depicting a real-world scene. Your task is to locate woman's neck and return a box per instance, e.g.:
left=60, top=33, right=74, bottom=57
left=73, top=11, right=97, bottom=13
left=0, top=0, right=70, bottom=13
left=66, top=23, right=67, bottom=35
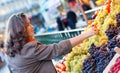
left=28, top=37, right=36, bottom=42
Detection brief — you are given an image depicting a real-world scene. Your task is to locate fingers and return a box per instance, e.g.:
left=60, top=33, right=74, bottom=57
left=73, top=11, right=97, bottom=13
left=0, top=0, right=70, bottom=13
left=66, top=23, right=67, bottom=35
left=92, top=27, right=99, bottom=35
left=85, top=27, right=99, bottom=37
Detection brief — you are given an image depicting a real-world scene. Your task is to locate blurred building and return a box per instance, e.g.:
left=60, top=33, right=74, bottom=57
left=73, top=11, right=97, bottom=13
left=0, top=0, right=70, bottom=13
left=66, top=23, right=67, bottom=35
left=0, top=0, right=69, bottom=35
left=0, top=0, right=40, bottom=35
left=0, top=0, right=98, bottom=34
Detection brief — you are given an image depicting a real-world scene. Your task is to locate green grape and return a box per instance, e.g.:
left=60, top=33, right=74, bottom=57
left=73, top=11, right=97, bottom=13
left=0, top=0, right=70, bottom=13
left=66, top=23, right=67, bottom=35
left=73, top=63, right=82, bottom=73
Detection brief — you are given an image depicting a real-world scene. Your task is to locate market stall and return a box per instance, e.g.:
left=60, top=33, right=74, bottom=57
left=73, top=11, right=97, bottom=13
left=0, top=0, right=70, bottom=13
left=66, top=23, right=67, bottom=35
left=35, top=0, right=120, bottom=73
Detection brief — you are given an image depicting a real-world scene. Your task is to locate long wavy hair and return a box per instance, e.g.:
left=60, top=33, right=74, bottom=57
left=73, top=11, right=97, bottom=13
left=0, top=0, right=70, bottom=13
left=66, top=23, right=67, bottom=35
left=5, top=13, right=30, bottom=57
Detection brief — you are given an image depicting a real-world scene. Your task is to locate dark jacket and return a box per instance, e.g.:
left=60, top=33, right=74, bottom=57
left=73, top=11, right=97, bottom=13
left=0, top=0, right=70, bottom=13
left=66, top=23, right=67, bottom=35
left=7, top=40, right=72, bottom=73
left=82, top=4, right=91, bottom=11
left=67, top=10, right=77, bottom=24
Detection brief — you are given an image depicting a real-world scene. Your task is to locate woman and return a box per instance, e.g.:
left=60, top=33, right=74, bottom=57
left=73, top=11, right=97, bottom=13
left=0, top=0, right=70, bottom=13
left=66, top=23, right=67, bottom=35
left=5, top=13, right=98, bottom=73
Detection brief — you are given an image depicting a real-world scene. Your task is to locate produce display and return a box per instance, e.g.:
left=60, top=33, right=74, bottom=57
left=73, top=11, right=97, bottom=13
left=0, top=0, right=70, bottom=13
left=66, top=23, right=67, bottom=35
left=82, top=0, right=120, bottom=73
left=55, top=0, right=120, bottom=73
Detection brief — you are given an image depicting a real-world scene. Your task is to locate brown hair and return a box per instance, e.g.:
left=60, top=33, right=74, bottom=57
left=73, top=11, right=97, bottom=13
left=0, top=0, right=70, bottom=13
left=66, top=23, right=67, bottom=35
left=5, top=13, right=29, bottom=57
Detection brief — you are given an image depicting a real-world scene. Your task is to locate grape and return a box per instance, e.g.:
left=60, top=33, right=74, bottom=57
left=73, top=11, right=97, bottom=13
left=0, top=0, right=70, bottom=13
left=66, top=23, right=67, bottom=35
left=110, top=50, right=116, bottom=60
left=82, top=56, right=97, bottom=73
left=89, top=44, right=112, bottom=73
left=116, top=40, right=120, bottom=48
left=105, top=25, right=118, bottom=40
left=92, top=14, right=97, bottom=19
left=107, top=35, right=120, bottom=51
left=116, top=13, right=120, bottom=26
left=88, top=43, right=100, bottom=57
left=116, top=27, right=120, bottom=34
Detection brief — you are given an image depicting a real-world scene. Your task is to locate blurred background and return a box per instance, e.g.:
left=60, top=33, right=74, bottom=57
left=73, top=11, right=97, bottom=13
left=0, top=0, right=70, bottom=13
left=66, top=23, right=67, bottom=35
left=0, top=0, right=106, bottom=39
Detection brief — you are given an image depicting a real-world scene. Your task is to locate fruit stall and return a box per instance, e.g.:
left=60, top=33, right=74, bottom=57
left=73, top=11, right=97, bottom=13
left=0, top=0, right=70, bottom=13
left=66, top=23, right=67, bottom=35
left=35, top=0, right=120, bottom=73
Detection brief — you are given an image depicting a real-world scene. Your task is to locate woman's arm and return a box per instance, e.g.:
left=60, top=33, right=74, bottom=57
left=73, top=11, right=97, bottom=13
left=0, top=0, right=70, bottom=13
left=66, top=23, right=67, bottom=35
left=34, top=27, right=98, bottom=60
left=69, top=27, right=98, bottom=47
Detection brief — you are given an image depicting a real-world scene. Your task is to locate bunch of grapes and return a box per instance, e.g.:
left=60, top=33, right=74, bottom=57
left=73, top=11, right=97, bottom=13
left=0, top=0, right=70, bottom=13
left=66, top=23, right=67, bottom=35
left=108, top=35, right=120, bottom=59
left=88, top=43, right=100, bottom=58
left=87, top=44, right=111, bottom=73
left=85, top=33, right=120, bottom=73
left=108, top=36, right=118, bottom=50
left=82, top=56, right=97, bottom=73
left=115, top=13, right=120, bottom=35
left=105, top=25, right=118, bottom=40
left=116, top=13, right=120, bottom=27
left=94, top=45, right=108, bottom=60
left=105, top=20, right=120, bottom=59
left=116, top=41, right=120, bottom=48
left=91, top=45, right=111, bottom=73
left=116, top=27, right=120, bottom=34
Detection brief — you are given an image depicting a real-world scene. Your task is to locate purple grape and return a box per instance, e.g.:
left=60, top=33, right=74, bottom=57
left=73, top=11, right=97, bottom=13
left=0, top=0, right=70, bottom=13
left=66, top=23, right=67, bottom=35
left=116, top=13, right=120, bottom=26
left=105, top=25, right=118, bottom=40
left=92, top=14, right=97, bottom=19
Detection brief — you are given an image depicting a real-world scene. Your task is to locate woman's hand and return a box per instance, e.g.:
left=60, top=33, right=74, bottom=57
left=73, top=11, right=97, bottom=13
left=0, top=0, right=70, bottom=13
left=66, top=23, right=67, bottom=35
left=86, top=27, right=99, bottom=37
left=69, top=27, right=99, bottom=47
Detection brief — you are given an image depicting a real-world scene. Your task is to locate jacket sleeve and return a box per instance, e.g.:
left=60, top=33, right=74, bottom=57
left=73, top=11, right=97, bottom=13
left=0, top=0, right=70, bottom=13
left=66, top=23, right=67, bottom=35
left=34, top=40, right=72, bottom=60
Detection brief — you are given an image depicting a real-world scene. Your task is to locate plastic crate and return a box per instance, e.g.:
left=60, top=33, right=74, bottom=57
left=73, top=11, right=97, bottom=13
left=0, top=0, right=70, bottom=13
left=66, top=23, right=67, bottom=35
left=35, top=28, right=84, bottom=44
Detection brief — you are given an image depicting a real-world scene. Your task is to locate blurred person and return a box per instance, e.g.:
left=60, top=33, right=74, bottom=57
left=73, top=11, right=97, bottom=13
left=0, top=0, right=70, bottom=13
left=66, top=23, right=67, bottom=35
left=5, top=13, right=98, bottom=73
left=34, top=24, right=40, bottom=34
left=80, top=0, right=92, bottom=11
left=56, top=16, right=65, bottom=31
left=30, top=14, right=46, bottom=34
left=67, top=0, right=77, bottom=29
left=38, top=13, right=46, bottom=29
left=56, top=10, right=68, bottom=31
left=56, top=9, right=65, bottom=31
